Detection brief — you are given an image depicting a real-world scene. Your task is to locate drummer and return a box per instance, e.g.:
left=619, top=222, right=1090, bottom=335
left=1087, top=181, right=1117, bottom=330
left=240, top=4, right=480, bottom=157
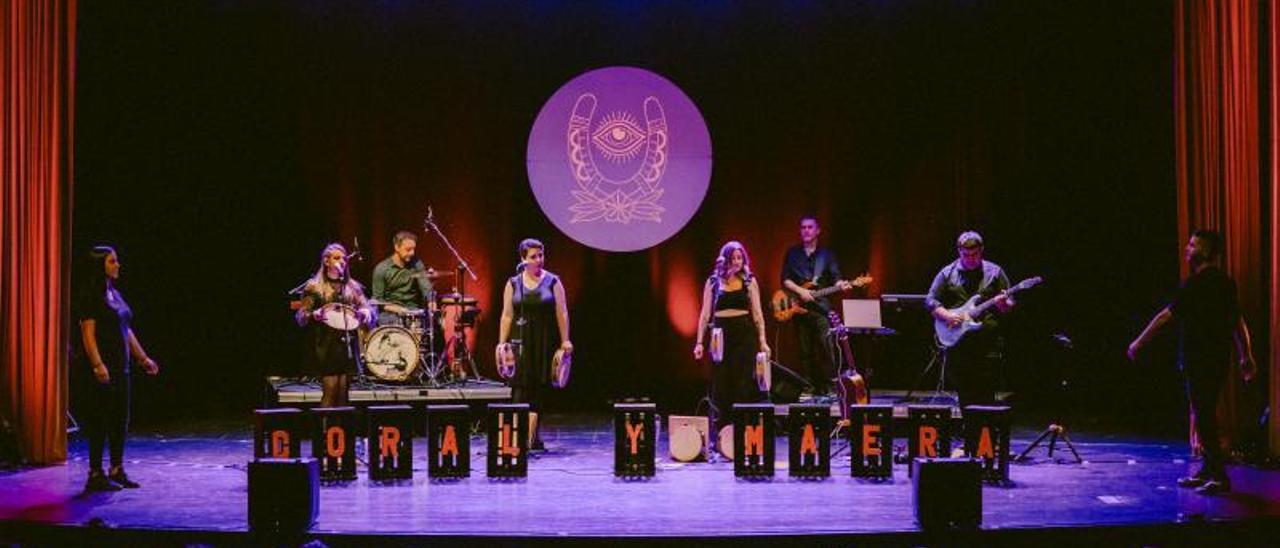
left=372, top=231, right=435, bottom=327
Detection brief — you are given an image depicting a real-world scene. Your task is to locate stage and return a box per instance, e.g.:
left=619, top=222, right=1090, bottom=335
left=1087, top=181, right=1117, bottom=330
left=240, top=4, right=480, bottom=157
left=3, top=414, right=1280, bottom=546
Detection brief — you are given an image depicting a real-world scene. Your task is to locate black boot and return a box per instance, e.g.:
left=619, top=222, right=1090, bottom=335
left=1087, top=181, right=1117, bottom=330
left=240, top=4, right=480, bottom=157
left=85, top=469, right=122, bottom=492
left=108, top=466, right=140, bottom=488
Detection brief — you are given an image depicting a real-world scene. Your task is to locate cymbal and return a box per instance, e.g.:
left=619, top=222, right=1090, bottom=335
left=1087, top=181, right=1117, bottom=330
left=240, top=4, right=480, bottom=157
left=411, top=270, right=456, bottom=280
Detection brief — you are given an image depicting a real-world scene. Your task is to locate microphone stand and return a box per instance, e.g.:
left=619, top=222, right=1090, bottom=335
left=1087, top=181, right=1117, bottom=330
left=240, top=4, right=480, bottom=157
left=704, top=268, right=722, bottom=460
left=424, top=211, right=482, bottom=382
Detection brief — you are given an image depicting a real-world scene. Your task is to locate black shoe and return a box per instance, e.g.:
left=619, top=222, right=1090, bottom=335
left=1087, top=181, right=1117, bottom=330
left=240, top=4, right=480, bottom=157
left=530, top=439, right=546, bottom=451
left=108, top=468, right=140, bottom=488
left=85, top=470, right=122, bottom=492
left=1195, top=479, right=1231, bottom=495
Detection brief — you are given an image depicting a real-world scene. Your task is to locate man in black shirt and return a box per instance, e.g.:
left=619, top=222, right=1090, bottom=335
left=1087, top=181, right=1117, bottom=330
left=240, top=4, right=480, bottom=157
left=925, top=231, right=1014, bottom=408
left=372, top=231, right=434, bottom=327
left=781, top=216, right=853, bottom=395
left=1128, top=229, right=1255, bottom=495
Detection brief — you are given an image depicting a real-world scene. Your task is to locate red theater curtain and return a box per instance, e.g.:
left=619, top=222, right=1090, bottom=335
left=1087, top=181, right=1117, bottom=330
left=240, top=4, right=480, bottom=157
left=1271, top=0, right=1280, bottom=455
left=1174, top=0, right=1270, bottom=453
left=1, top=0, right=76, bottom=464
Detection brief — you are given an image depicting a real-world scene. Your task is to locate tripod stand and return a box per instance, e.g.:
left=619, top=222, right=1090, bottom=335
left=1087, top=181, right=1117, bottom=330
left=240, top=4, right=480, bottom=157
left=1015, top=332, right=1082, bottom=463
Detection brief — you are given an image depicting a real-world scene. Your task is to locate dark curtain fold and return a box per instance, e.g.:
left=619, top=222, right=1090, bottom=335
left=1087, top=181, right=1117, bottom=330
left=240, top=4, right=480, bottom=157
left=1174, top=0, right=1272, bottom=454
left=1, top=0, right=76, bottom=465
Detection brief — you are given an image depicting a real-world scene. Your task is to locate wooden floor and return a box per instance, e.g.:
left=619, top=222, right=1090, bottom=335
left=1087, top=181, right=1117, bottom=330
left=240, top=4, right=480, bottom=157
left=3, top=414, right=1280, bottom=545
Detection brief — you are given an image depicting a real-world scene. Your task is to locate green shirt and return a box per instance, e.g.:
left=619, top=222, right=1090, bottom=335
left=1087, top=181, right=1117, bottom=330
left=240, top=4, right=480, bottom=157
left=371, top=256, right=433, bottom=308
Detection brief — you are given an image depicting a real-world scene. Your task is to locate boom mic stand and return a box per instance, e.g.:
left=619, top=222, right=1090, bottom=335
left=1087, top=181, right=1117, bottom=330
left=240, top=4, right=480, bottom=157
left=424, top=207, right=484, bottom=382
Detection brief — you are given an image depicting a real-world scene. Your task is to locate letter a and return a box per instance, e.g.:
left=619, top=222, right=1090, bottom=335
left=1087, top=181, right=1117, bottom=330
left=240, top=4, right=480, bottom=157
left=799, top=424, right=818, bottom=457
left=976, top=427, right=994, bottom=459
left=440, top=425, right=459, bottom=464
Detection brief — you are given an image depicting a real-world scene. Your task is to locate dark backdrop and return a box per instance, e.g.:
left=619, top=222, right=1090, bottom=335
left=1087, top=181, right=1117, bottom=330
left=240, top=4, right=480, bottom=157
left=72, top=1, right=1183, bottom=432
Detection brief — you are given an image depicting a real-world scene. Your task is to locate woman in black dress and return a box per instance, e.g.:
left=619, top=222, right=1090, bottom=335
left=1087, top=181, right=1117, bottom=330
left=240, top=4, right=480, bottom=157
left=497, top=238, right=573, bottom=449
left=693, top=241, right=771, bottom=434
left=295, top=243, right=373, bottom=407
left=75, top=245, right=160, bottom=491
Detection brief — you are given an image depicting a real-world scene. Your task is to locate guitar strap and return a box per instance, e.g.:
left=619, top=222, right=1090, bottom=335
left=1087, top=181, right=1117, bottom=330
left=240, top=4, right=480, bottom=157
left=812, top=249, right=826, bottom=285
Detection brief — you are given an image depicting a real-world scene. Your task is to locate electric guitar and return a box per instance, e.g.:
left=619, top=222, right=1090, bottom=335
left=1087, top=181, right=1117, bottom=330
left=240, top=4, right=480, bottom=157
left=771, top=275, right=873, bottom=322
left=933, top=276, right=1043, bottom=349
left=828, top=311, right=868, bottom=424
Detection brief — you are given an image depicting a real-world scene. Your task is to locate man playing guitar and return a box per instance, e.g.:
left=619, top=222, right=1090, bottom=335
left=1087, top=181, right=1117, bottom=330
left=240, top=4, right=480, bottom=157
left=779, top=215, right=867, bottom=396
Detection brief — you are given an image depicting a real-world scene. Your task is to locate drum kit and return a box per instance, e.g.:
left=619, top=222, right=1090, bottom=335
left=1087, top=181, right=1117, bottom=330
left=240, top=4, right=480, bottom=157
left=360, top=268, right=483, bottom=386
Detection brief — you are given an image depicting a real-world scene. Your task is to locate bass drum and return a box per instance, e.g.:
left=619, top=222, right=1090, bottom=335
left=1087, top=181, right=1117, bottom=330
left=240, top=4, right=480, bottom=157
left=362, top=326, right=419, bottom=382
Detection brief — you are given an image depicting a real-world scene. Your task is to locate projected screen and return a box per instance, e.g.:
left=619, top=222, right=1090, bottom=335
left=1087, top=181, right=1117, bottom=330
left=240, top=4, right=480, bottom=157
left=527, top=66, right=712, bottom=252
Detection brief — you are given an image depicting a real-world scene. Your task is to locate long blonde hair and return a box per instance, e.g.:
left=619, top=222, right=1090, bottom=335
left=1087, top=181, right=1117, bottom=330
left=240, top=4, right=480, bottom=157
left=308, top=243, right=364, bottom=302
left=716, top=240, right=753, bottom=282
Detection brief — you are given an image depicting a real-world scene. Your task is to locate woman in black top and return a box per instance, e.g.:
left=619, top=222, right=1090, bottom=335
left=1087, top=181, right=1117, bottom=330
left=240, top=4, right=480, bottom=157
left=295, top=243, right=373, bottom=407
left=75, top=245, right=160, bottom=492
left=497, top=239, right=573, bottom=449
left=693, top=241, right=771, bottom=433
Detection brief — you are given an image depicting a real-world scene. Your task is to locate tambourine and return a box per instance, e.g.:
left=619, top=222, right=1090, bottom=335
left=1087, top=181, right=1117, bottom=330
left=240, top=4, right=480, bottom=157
left=709, top=327, right=724, bottom=363
left=318, top=303, right=361, bottom=331
left=495, top=342, right=516, bottom=380
left=551, top=348, right=571, bottom=388
left=755, top=351, right=771, bottom=392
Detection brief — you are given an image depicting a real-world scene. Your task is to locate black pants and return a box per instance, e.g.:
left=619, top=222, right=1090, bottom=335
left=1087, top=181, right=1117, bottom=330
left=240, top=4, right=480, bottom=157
left=1185, top=362, right=1228, bottom=479
left=795, top=312, right=833, bottom=393
left=81, top=373, right=131, bottom=472
left=710, top=315, right=766, bottom=432
left=945, top=334, right=1002, bottom=409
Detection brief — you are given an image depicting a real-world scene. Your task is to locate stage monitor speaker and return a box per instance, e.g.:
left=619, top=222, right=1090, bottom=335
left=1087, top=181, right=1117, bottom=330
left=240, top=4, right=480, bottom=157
left=768, top=361, right=808, bottom=403
left=912, top=457, right=981, bottom=531
left=248, top=458, right=319, bottom=535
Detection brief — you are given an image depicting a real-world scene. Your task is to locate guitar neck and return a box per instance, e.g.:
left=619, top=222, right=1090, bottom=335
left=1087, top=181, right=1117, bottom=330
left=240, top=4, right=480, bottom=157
left=810, top=285, right=845, bottom=299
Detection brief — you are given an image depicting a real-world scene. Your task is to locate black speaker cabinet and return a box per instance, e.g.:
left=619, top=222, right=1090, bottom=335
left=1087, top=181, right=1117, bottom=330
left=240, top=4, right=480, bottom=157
left=247, top=458, right=319, bottom=535
left=911, top=457, right=981, bottom=531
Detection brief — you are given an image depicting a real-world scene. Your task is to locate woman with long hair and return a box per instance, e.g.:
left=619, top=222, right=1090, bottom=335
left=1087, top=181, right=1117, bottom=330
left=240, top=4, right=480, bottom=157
left=496, top=238, right=572, bottom=450
left=75, top=245, right=160, bottom=491
left=295, top=243, right=373, bottom=407
left=693, top=241, right=771, bottom=435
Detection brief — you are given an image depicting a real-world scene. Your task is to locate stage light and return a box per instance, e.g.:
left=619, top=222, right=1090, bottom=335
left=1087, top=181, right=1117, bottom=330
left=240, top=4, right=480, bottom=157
left=963, top=405, right=1012, bottom=483
left=311, top=406, right=357, bottom=482
left=907, top=405, right=952, bottom=477
left=850, top=404, right=894, bottom=479
left=368, top=405, right=414, bottom=481
left=732, top=403, right=775, bottom=478
left=487, top=403, right=529, bottom=478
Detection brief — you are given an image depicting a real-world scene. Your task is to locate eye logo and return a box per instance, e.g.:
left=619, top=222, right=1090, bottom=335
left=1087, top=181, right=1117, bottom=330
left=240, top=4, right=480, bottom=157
left=528, top=67, right=712, bottom=252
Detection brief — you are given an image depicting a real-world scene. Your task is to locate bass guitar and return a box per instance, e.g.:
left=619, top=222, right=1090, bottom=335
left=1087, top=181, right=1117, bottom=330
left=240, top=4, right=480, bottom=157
left=933, top=276, right=1043, bottom=349
left=771, top=275, right=873, bottom=322
left=828, top=311, right=868, bottom=424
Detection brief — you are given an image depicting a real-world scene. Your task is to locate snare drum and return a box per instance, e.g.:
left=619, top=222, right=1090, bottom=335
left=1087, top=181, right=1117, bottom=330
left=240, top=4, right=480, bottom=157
left=319, top=303, right=361, bottom=331
left=401, top=308, right=427, bottom=334
left=362, top=326, right=419, bottom=382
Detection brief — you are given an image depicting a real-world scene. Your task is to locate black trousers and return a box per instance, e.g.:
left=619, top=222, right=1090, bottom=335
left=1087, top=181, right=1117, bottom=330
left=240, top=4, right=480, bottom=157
left=710, top=315, right=766, bottom=432
left=795, top=312, right=833, bottom=393
left=80, top=372, right=131, bottom=472
left=1185, top=362, right=1228, bottom=479
left=945, top=334, right=1003, bottom=409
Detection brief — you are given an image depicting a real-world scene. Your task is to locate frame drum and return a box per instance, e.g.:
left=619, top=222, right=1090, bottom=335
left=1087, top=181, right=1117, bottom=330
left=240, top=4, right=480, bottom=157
left=363, top=326, right=419, bottom=382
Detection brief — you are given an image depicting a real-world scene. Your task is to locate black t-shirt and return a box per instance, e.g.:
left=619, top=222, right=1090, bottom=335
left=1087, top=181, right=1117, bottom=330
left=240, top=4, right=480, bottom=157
left=1169, top=266, right=1239, bottom=367
left=781, top=245, right=843, bottom=312
left=78, top=286, right=133, bottom=372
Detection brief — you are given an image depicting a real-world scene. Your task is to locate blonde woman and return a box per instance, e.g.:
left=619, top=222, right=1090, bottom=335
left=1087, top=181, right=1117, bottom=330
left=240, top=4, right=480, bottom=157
left=295, top=243, right=373, bottom=406
left=693, top=241, right=771, bottom=432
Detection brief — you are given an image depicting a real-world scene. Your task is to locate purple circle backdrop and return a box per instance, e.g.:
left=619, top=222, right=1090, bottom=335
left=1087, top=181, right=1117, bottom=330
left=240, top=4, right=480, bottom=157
left=527, top=66, right=712, bottom=252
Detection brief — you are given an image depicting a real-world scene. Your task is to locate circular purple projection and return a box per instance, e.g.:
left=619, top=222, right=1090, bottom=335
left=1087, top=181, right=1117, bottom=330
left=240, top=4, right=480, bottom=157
left=527, top=67, right=712, bottom=252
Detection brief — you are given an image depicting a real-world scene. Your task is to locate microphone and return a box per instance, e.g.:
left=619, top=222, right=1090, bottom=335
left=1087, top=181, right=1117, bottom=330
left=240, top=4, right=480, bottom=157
left=516, top=261, right=527, bottom=273
left=1052, top=332, right=1074, bottom=349
left=351, top=236, right=364, bottom=262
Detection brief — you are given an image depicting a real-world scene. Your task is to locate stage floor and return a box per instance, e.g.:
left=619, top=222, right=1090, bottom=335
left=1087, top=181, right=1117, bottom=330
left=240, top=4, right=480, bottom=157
left=3, top=414, right=1280, bottom=544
